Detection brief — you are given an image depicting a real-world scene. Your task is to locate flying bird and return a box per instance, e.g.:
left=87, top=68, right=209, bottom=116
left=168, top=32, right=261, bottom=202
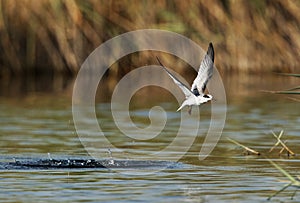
left=157, top=42, right=214, bottom=114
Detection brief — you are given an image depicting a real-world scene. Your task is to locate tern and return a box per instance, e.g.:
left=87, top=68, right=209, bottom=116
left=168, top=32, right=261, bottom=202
left=157, top=42, right=214, bottom=114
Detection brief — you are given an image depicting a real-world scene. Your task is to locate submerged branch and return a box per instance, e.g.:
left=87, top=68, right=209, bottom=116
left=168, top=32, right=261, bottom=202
left=271, top=130, right=295, bottom=156
left=278, top=73, right=300, bottom=78
left=261, top=90, right=300, bottom=95
left=227, top=138, right=260, bottom=155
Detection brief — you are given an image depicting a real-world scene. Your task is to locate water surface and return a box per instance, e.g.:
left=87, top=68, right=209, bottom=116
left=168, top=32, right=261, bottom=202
left=0, top=74, right=300, bottom=202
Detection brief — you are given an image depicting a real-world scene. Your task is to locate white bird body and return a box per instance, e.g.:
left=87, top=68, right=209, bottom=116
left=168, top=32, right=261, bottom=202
left=177, top=94, right=212, bottom=111
left=157, top=42, right=214, bottom=114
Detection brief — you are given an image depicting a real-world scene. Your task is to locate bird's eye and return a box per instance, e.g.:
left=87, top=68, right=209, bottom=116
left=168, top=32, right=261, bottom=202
left=203, top=94, right=210, bottom=98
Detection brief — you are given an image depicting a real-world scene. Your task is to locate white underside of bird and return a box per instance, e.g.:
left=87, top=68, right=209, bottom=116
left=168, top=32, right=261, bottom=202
left=176, top=94, right=212, bottom=112
left=157, top=42, right=215, bottom=114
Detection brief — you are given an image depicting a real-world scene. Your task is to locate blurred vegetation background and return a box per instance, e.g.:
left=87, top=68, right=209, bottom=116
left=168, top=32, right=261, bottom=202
left=0, top=0, right=299, bottom=96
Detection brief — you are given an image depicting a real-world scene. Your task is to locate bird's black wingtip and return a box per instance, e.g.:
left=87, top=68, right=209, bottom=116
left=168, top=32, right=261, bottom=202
left=208, top=42, right=214, bottom=51
left=207, top=42, right=214, bottom=62
left=156, top=56, right=164, bottom=67
left=156, top=56, right=160, bottom=62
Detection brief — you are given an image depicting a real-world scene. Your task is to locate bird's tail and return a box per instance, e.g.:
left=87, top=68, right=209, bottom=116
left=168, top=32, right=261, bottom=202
left=176, top=105, right=184, bottom=112
left=177, top=100, right=189, bottom=112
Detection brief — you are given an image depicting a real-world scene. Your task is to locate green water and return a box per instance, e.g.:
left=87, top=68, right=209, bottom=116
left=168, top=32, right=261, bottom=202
left=0, top=74, right=300, bottom=202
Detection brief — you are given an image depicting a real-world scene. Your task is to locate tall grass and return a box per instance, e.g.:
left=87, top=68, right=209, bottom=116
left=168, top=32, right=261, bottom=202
left=0, top=0, right=300, bottom=77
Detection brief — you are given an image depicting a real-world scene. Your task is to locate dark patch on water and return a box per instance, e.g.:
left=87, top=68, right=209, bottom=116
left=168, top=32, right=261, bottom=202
left=0, top=156, right=181, bottom=170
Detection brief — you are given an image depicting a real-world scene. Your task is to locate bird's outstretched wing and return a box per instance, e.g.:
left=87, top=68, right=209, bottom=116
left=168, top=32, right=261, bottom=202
left=156, top=56, right=193, bottom=99
left=191, top=42, right=214, bottom=95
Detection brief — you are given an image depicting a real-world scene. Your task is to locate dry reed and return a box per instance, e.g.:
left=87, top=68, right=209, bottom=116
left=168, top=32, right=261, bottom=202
left=0, top=0, right=300, bottom=78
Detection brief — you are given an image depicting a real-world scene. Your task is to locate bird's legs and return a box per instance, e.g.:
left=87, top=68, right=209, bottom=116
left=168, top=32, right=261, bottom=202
left=188, top=106, right=192, bottom=115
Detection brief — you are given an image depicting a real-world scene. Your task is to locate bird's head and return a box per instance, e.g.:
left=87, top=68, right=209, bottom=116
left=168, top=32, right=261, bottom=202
left=203, top=94, right=213, bottom=102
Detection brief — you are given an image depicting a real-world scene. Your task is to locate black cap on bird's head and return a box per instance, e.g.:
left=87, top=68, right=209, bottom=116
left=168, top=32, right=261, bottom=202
left=207, top=42, right=214, bottom=63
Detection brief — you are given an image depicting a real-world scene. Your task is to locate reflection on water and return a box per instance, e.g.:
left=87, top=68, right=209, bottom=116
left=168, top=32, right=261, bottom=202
left=0, top=74, right=300, bottom=202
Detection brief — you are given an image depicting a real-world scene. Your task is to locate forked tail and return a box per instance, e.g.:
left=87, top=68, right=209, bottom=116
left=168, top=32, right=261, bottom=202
left=177, top=100, right=189, bottom=112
